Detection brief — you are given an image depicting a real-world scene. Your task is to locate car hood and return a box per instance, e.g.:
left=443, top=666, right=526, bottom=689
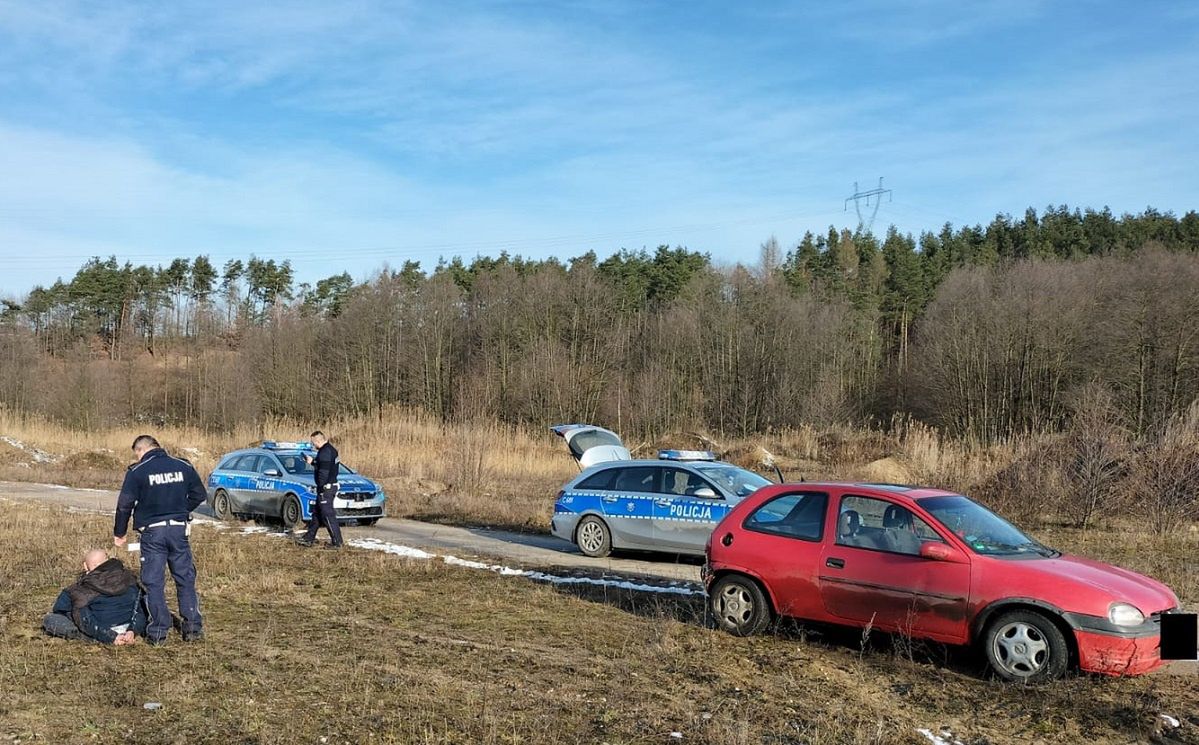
left=1004, top=553, right=1179, bottom=615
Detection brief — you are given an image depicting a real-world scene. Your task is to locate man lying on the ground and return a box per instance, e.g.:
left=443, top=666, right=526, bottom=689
left=43, top=549, right=146, bottom=645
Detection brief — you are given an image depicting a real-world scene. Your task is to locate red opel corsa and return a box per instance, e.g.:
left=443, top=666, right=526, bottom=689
left=702, top=483, right=1181, bottom=681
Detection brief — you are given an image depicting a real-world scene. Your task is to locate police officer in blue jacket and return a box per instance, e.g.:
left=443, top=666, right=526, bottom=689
left=113, top=434, right=207, bottom=645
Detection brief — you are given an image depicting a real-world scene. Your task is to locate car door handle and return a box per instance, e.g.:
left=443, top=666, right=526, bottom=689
left=825, top=557, right=845, bottom=569
left=654, top=499, right=671, bottom=507
left=601, top=496, right=618, bottom=503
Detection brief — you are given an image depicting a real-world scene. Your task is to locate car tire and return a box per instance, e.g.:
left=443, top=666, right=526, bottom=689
left=281, top=494, right=304, bottom=530
left=212, top=490, right=233, bottom=521
left=983, top=609, right=1070, bottom=683
left=575, top=516, right=612, bottom=558
left=710, top=574, right=773, bottom=637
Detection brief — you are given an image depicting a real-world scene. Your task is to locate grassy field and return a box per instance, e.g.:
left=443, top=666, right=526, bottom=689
left=1, top=505, right=1197, bottom=745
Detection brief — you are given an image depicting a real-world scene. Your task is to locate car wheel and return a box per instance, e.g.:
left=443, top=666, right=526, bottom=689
left=575, top=516, right=612, bottom=558
left=710, top=574, right=773, bottom=637
left=281, top=494, right=303, bottom=530
left=983, top=610, right=1069, bottom=683
left=212, top=490, right=233, bottom=521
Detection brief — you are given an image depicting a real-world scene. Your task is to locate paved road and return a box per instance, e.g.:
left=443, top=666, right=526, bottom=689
left=2, top=481, right=703, bottom=583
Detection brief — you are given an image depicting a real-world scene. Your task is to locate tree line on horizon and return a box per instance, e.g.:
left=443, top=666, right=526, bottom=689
left=1, top=204, right=1198, bottom=443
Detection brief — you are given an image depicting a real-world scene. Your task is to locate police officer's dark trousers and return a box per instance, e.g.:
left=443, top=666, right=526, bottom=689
left=141, top=523, right=202, bottom=640
left=302, top=484, right=343, bottom=546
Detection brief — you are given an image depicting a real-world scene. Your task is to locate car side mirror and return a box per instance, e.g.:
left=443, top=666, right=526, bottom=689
left=919, top=541, right=966, bottom=563
left=693, top=487, right=718, bottom=499
left=263, top=469, right=281, bottom=477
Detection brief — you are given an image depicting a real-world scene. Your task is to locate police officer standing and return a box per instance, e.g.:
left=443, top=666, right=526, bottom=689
left=296, top=430, right=343, bottom=548
left=113, top=434, right=206, bottom=645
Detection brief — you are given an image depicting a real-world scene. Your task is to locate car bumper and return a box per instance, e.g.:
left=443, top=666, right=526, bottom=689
left=550, top=513, right=579, bottom=543
left=333, top=504, right=384, bottom=521
left=1074, top=630, right=1162, bottom=676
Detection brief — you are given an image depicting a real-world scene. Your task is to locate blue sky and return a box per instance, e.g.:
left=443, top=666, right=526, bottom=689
left=1, top=0, right=1197, bottom=295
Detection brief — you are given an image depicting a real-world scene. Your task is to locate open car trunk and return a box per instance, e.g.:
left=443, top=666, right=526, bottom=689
left=550, top=424, right=632, bottom=468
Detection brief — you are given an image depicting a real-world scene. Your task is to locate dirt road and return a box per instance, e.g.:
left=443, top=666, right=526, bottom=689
left=2, top=480, right=703, bottom=584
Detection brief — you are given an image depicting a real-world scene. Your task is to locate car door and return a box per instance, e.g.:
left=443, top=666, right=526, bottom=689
left=251, top=454, right=288, bottom=515
left=601, top=466, right=657, bottom=550
left=225, top=454, right=258, bottom=513
left=818, top=493, right=971, bottom=643
left=652, top=466, right=729, bottom=553
left=737, top=490, right=830, bottom=619
left=550, top=424, right=632, bottom=468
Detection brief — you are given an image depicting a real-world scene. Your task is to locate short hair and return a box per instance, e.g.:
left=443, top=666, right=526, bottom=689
left=132, top=434, right=160, bottom=451
left=310, top=431, right=325, bottom=439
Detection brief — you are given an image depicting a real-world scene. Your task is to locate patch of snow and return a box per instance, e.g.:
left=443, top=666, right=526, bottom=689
left=239, top=526, right=286, bottom=537
left=333, top=537, right=703, bottom=596
left=916, top=729, right=964, bottom=745
left=350, top=538, right=435, bottom=560
left=1160, top=714, right=1180, bottom=729
left=0, top=436, right=58, bottom=463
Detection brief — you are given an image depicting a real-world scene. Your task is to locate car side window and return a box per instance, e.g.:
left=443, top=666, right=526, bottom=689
left=657, top=467, right=719, bottom=498
left=217, top=455, right=240, bottom=470
left=744, top=492, right=828, bottom=541
left=241, top=455, right=263, bottom=473
left=836, top=495, right=944, bottom=556
left=228, top=455, right=256, bottom=472
left=612, top=467, right=656, bottom=493
left=259, top=456, right=281, bottom=474
left=576, top=469, right=616, bottom=490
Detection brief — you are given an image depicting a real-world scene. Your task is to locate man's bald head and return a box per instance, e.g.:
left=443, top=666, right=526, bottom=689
left=83, top=549, right=109, bottom=572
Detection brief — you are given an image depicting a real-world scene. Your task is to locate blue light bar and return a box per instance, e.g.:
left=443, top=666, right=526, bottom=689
left=658, top=449, right=717, bottom=462
left=262, top=440, right=314, bottom=451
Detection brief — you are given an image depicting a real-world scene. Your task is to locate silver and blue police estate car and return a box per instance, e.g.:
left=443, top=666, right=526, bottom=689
left=206, top=441, right=385, bottom=528
left=549, top=424, right=772, bottom=557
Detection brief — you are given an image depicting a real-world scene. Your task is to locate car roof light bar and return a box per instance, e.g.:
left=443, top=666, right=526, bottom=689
left=261, top=440, right=314, bottom=451
left=658, top=449, right=717, bottom=462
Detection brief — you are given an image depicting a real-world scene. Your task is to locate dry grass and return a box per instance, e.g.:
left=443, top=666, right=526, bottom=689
left=0, top=409, right=1194, bottom=538
left=2, top=506, right=1197, bottom=744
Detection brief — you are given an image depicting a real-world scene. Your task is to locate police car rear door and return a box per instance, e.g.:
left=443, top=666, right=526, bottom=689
left=652, top=465, right=728, bottom=553
left=603, top=466, right=657, bottom=550
left=550, top=424, right=632, bottom=468
left=252, top=454, right=288, bottom=515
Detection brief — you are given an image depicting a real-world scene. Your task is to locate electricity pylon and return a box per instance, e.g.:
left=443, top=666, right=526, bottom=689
left=844, top=177, right=892, bottom=234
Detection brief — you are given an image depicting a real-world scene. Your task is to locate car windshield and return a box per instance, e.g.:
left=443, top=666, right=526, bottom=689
left=278, top=454, right=356, bottom=476
left=693, top=464, right=771, bottom=497
left=919, top=495, right=1056, bottom=557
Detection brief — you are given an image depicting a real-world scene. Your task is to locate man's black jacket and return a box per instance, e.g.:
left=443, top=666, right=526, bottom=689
left=51, top=558, right=141, bottom=643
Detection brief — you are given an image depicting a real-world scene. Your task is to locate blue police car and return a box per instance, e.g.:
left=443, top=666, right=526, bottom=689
left=549, top=424, right=772, bottom=557
left=206, top=441, right=385, bottom=528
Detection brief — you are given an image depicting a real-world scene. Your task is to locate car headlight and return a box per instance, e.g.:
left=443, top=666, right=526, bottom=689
left=303, top=483, right=317, bottom=494
left=1108, top=602, right=1145, bottom=627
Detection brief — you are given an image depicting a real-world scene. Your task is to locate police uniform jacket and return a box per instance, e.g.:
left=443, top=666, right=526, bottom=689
left=113, top=448, right=207, bottom=537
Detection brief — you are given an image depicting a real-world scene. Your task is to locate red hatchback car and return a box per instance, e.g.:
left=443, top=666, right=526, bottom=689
left=702, top=483, right=1181, bottom=681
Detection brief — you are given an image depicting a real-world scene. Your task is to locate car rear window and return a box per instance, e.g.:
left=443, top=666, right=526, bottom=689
left=576, top=469, right=617, bottom=490
left=743, top=492, right=827, bottom=541
left=611, top=467, right=656, bottom=493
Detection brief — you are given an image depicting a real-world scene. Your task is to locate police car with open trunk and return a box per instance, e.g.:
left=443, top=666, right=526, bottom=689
left=549, top=424, right=771, bottom=557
